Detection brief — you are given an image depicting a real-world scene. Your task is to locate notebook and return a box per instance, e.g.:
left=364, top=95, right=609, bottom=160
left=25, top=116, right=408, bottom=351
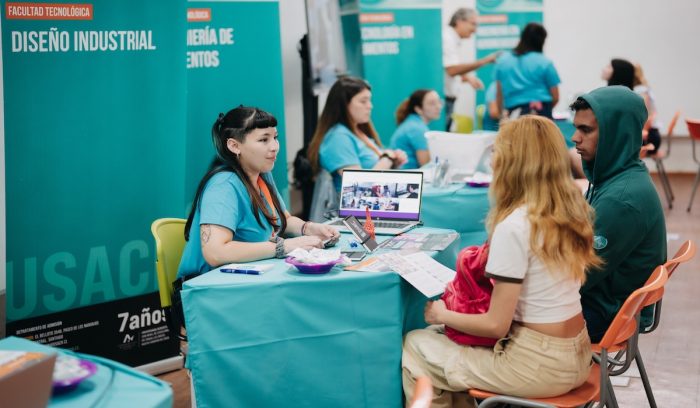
left=425, top=130, right=497, bottom=182
left=325, top=169, right=423, bottom=235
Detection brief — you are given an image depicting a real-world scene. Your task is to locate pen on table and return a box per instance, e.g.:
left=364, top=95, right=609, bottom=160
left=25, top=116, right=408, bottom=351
left=220, top=268, right=261, bottom=275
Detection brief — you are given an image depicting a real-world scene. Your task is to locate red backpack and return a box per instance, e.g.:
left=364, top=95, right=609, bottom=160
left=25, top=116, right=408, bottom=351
left=440, top=243, right=498, bottom=347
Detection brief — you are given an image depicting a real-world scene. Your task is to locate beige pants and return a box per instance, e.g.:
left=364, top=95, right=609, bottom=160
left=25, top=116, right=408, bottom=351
left=402, top=324, right=592, bottom=408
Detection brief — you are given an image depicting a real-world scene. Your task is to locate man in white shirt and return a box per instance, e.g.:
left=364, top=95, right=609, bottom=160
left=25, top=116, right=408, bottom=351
left=443, top=8, right=499, bottom=131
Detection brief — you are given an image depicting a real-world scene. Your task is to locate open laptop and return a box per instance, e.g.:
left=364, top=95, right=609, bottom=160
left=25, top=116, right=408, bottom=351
left=425, top=131, right=497, bottom=182
left=325, top=169, right=423, bottom=235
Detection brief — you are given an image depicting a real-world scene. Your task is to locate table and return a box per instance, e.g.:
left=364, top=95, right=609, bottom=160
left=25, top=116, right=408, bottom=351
left=421, top=183, right=490, bottom=247
left=182, top=228, right=459, bottom=408
left=0, top=337, right=173, bottom=408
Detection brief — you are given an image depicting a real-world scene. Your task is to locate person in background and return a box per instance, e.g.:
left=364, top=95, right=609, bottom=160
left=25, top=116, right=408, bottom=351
left=178, top=106, right=340, bottom=280
left=601, top=58, right=635, bottom=89
left=494, top=22, right=560, bottom=120
left=482, top=82, right=500, bottom=131
left=634, top=63, right=662, bottom=154
left=307, top=76, right=407, bottom=191
left=390, top=89, right=442, bottom=169
left=443, top=7, right=500, bottom=131
left=570, top=86, right=666, bottom=342
left=403, top=115, right=600, bottom=406
left=571, top=58, right=639, bottom=179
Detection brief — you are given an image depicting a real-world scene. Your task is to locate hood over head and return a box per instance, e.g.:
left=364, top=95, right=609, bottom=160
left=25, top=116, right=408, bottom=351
left=580, top=86, right=647, bottom=184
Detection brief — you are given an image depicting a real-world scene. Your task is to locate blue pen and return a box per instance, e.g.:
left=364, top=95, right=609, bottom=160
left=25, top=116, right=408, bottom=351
left=221, top=268, right=261, bottom=275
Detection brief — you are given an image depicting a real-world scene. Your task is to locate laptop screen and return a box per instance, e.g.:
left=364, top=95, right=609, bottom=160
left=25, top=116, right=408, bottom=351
left=338, top=170, right=423, bottom=221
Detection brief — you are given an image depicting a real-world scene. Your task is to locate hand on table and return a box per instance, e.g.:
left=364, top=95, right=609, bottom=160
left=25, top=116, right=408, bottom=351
left=305, top=222, right=341, bottom=244
left=284, top=236, right=323, bottom=253
left=383, top=149, right=408, bottom=168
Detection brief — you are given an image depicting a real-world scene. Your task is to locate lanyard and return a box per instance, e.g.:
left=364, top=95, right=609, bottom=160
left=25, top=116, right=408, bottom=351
left=257, top=176, right=278, bottom=227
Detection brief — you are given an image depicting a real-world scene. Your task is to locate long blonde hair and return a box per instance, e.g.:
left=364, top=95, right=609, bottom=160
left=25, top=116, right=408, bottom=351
left=486, top=116, right=602, bottom=281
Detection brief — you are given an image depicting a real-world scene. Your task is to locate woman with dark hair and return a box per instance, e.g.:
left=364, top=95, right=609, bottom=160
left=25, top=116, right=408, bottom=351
left=494, top=22, right=560, bottom=119
left=390, top=89, right=442, bottom=169
left=307, top=76, right=407, bottom=191
left=601, top=58, right=635, bottom=89
left=178, top=106, right=340, bottom=279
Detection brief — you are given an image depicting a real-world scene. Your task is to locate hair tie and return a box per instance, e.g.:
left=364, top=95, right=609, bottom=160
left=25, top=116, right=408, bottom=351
left=216, top=112, right=225, bottom=125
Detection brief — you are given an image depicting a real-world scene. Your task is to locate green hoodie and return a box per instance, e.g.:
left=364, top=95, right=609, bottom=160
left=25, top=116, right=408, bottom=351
left=578, top=86, right=667, bottom=326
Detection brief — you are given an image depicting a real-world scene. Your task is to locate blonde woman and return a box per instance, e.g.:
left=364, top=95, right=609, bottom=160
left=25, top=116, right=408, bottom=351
left=402, top=116, right=601, bottom=406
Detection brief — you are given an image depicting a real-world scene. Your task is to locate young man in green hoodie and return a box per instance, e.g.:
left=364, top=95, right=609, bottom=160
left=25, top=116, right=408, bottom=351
left=570, top=86, right=667, bottom=342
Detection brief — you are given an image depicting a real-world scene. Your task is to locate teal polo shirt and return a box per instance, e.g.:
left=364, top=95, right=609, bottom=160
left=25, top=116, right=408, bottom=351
left=319, top=123, right=380, bottom=190
left=178, top=171, right=286, bottom=278
left=390, top=113, right=429, bottom=169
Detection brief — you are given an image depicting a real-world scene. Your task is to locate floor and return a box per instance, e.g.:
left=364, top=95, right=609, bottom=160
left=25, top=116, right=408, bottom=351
left=157, top=174, right=700, bottom=408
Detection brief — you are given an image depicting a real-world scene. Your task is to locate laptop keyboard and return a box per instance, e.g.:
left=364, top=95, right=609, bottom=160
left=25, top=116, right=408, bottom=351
left=329, top=219, right=408, bottom=229
left=375, top=221, right=408, bottom=228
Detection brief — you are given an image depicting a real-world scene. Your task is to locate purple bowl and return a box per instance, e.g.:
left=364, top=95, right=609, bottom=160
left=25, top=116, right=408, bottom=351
left=52, top=356, right=98, bottom=394
left=285, top=257, right=340, bottom=274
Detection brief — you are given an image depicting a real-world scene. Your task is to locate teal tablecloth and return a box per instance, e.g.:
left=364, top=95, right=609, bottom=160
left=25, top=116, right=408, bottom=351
left=0, top=337, right=172, bottom=408
left=421, top=183, right=490, bottom=247
left=182, top=228, right=459, bottom=408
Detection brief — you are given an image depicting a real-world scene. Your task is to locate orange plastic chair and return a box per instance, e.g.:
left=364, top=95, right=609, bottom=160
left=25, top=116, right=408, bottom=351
left=590, top=265, right=670, bottom=408
left=643, top=111, right=680, bottom=209
left=642, top=240, right=696, bottom=334
left=469, top=266, right=669, bottom=408
left=469, top=365, right=601, bottom=408
left=620, top=240, right=697, bottom=408
left=408, top=377, right=433, bottom=408
left=686, top=119, right=700, bottom=211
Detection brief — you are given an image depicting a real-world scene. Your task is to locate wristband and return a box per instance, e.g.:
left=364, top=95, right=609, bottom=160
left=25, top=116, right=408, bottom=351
left=380, top=152, right=392, bottom=161
left=301, top=221, right=311, bottom=236
left=275, top=237, right=286, bottom=258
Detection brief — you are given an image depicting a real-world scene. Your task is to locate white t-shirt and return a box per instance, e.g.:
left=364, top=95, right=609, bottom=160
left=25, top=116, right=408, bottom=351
left=442, top=27, right=462, bottom=98
left=485, top=207, right=583, bottom=324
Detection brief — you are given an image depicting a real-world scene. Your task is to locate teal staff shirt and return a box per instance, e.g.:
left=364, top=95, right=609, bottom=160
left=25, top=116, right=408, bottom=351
left=319, top=123, right=380, bottom=190
left=494, top=51, right=560, bottom=109
left=390, top=113, right=429, bottom=169
left=178, top=172, right=286, bottom=278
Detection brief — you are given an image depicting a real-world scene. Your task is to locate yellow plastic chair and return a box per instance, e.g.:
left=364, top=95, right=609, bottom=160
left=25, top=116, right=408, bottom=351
left=476, top=104, right=486, bottom=131
left=151, top=218, right=187, bottom=308
left=451, top=113, right=474, bottom=134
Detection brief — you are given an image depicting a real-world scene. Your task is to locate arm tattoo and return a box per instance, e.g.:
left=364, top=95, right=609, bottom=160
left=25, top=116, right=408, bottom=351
left=201, top=224, right=211, bottom=244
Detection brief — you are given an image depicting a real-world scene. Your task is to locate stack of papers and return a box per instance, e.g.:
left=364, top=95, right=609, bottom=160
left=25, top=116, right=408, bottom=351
left=379, top=252, right=456, bottom=298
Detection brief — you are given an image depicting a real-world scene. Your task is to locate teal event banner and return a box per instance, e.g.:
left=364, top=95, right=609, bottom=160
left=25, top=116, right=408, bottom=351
left=475, top=0, right=543, bottom=108
left=339, top=0, right=363, bottom=78
left=2, top=1, right=184, bottom=366
left=185, top=0, right=288, bottom=205
left=354, top=0, right=443, bottom=145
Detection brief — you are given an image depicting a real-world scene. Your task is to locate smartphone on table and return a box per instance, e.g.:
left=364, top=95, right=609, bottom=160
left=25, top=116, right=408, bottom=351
left=341, top=251, right=367, bottom=262
left=342, top=215, right=379, bottom=252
